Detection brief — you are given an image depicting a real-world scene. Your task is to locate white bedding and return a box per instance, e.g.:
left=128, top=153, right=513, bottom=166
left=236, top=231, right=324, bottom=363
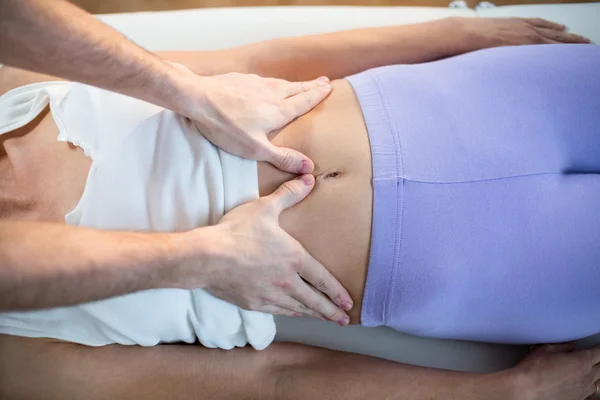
left=97, top=3, right=600, bottom=373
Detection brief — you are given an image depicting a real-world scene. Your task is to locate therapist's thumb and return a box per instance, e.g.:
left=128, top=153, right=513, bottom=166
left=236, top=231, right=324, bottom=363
left=263, top=142, right=314, bottom=174
left=266, top=175, right=315, bottom=215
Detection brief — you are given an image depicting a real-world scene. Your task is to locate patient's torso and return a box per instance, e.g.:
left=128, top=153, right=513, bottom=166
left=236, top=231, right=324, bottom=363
left=0, top=68, right=275, bottom=349
left=0, top=66, right=372, bottom=344
left=258, top=80, right=372, bottom=323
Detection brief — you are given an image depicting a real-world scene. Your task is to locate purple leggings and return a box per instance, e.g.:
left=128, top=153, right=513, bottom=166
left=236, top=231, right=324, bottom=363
left=346, top=44, right=600, bottom=344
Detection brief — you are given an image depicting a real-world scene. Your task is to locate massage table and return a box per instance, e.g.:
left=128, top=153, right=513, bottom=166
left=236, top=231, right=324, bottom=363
left=97, top=2, right=600, bottom=373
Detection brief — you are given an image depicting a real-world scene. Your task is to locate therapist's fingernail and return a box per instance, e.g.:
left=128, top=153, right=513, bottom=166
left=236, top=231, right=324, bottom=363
left=299, top=174, right=314, bottom=186
left=337, top=316, right=350, bottom=326
left=341, top=301, right=353, bottom=311
left=316, top=76, right=330, bottom=85
left=294, top=312, right=303, bottom=317
left=298, top=160, right=313, bottom=174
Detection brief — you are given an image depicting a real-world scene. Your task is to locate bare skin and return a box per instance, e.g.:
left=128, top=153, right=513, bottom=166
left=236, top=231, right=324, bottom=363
left=260, top=80, right=372, bottom=324
left=2, top=335, right=600, bottom=400
left=0, top=334, right=513, bottom=400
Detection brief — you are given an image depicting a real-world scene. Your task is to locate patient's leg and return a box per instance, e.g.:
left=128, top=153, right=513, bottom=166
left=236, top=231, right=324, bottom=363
left=0, top=335, right=508, bottom=400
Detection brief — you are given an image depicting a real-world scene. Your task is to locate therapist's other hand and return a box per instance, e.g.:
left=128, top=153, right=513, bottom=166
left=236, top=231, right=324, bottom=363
left=198, top=174, right=351, bottom=325
left=176, top=69, right=332, bottom=174
left=455, top=17, right=592, bottom=49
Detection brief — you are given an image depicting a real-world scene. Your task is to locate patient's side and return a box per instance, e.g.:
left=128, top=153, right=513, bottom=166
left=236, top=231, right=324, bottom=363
left=0, top=66, right=372, bottom=324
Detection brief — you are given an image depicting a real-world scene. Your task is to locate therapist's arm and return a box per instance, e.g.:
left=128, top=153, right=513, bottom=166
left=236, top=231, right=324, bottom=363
left=0, top=177, right=351, bottom=325
left=0, top=221, right=177, bottom=310
left=0, top=0, right=352, bottom=319
left=160, top=17, right=590, bottom=81
left=0, top=0, right=183, bottom=112
left=0, top=0, right=333, bottom=175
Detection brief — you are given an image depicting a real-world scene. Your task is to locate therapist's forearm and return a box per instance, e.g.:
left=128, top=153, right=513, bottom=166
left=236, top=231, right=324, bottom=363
left=0, top=221, right=194, bottom=311
left=0, top=0, right=187, bottom=114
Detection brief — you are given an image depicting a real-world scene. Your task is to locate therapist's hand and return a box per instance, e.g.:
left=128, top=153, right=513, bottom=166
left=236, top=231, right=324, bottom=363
left=179, top=174, right=352, bottom=325
left=174, top=67, right=332, bottom=174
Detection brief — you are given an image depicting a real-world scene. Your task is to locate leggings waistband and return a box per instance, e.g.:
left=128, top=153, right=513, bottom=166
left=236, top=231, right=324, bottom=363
left=345, top=71, right=404, bottom=327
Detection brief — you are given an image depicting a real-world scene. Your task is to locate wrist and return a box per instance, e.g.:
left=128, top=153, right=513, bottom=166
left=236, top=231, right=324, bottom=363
left=442, top=17, right=482, bottom=55
left=165, top=65, right=211, bottom=120
left=482, top=370, right=524, bottom=400
left=154, top=227, right=220, bottom=289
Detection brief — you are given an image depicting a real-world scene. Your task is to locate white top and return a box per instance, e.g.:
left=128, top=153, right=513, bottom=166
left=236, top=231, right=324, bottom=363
left=0, top=81, right=275, bottom=350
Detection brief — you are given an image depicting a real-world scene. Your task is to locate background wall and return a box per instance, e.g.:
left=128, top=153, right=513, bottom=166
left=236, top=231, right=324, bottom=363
left=72, top=0, right=597, bottom=14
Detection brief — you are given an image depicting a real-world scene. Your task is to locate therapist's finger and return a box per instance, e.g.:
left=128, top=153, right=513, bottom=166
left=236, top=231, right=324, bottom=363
left=291, top=277, right=348, bottom=324
left=535, top=27, right=591, bottom=43
left=297, top=252, right=354, bottom=313
left=260, top=305, right=300, bottom=317
left=260, top=142, right=315, bottom=174
left=278, top=85, right=332, bottom=127
left=275, top=293, right=327, bottom=320
left=280, top=77, right=331, bottom=98
left=263, top=174, right=315, bottom=213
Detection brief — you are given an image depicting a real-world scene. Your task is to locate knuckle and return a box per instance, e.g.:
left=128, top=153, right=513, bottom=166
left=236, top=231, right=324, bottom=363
left=303, top=299, right=322, bottom=315
left=289, top=252, right=305, bottom=271
left=305, top=308, right=321, bottom=318
left=267, top=80, right=280, bottom=91
left=257, top=197, right=276, bottom=214
left=275, top=111, right=289, bottom=128
left=273, top=277, right=294, bottom=291
left=313, top=276, right=329, bottom=292
left=527, top=30, right=543, bottom=43
left=278, top=150, right=296, bottom=171
left=320, top=306, right=337, bottom=319
left=300, top=82, right=311, bottom=92
left=548, top=30, right=560, bottom=40
left=304, top=92, right=314, bottom=106
left=261, top=294, right=277, bottom=306
left=246, top=144, right=263, bottom=161
left=280, top=180, right=302, bottom=198
left=292, top=304, right=307, bottom=314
